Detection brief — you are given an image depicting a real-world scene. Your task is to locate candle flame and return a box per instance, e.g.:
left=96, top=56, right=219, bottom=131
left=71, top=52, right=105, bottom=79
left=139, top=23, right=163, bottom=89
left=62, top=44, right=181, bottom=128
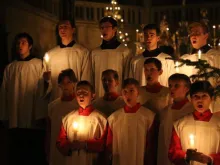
left=44, top=53, right=50, bottom=63
left=72, top=121, right=78, bottom=130
left=189, top=134, right=194, bottom=140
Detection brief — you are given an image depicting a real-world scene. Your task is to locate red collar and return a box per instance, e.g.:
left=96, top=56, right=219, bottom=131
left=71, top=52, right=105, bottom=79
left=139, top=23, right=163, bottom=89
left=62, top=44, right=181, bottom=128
left=61, top=93, right=76, bottom=101
left=103, top=92, right=120, bottom=101
left=78, top=105, right=94, bottom=116
left=171, top=98, right=189, bottom=110
left=193, top=109, right=212, bottom=122
left=146, top=82, right=163, bottom=93
left=124, top=103, right=141, bottom=113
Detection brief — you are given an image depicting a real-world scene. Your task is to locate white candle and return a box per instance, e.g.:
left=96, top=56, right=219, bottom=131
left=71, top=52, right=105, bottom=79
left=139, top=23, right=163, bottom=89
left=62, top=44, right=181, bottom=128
left=213, top=25, right=216, bottom=38
left=44, top=53, right=50, bottom=71
left=136, top=29, right=139, bottom=42
left=198, top=50, right=202, bottom=59
left=72, top=121, right=79, bottom=131
left=175, top=61, right=179, bottom=73
left=189, top=134, right=195, bottom=148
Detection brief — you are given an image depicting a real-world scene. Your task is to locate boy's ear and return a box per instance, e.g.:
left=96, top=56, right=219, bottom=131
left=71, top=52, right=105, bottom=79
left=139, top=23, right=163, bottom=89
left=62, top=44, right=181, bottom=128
left=157, top=35, right=160, bottom=42
left=92, top=93, right=96, bottom=100
left=159, top=69, right=163, bottom=75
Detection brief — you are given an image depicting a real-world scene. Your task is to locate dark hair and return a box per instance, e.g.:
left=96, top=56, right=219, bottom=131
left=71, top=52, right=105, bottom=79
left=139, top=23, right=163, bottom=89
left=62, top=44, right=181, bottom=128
left=102, top=69, right=119, bottom=81
left=99, top=17, right=118, bottom=27
left=143, top=24, right=160, bottom=36
left=15, top=32, right=33, bottom=47
left=58, top=69, right=77, bottom=84
left=58, top=19, right=76, bottom=28
left=168, top=73, right=191, bottom=89
left=188, top=22, right=209, bottom=34
left=122, top=78, right=140, bottom=89
left=190, top=81, right=214, bottom=97
left=144, top=58, right=162, bottom=71
left=76, top=80, right=94, bottom=93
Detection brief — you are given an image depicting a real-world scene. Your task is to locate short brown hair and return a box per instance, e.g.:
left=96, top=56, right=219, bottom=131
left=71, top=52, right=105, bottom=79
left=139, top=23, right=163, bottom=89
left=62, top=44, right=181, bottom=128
left=102, top=69, right=119, bottom=81
left=76, top=81, right=94, bottom=93
left=188, top=22, right=209, bottom=34
left=122, top=78, right=140, bottom=90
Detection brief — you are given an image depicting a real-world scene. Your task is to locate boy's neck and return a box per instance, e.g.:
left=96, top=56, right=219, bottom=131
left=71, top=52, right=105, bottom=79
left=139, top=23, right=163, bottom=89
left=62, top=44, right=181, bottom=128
left=146, top=46, right=158, bottom=51
left=62, top=37, right=74, bottom=46
left=147, top=81, right=160, bottom=86
left=124, top=103, right=141, bottom=113
left=103, top=91, right=119, bottom=101
left=61, top=93, right=75, bottom=101
left=78, top=104, right=94, bottom=116
left=173, top=97, right=187, bottom=103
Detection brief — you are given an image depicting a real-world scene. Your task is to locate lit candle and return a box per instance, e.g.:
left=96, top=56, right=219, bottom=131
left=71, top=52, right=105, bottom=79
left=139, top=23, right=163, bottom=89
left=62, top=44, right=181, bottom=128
left=136, top=29, right=139, bottom=42
left=72, top=121, right=79, bottom=131
left=175, top=61, right=179, bottom=73
left=198, top=50, right=202, bottom=59
left=189, top=134, right=195, bottom=149
left=44, top=53, right=50, bottom=71
left=213, top=25, right=216, bottom=38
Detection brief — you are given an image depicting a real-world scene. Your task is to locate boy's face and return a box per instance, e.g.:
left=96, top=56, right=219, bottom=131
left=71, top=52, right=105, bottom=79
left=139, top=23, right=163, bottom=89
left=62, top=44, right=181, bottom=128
left=59, top=76, right=74, bottom=96
left=58, top=21, right=75, bottom=40
left=122, top=84, right=139, bottom=107
left=189, top=26, right=208, bottom=49
left=191, top=92, right=212, bottom=113
left=144, top=63, right=162, bottom=85
left=16, top=37, right=31, bottom=57
left=144, top=29, right=160, bottom=50
left=100, top=22, right=117, bottom=41
left=102, top=73, right=119, bottom=93
left=168, top=80, right=189, bottom=101
left=76, top=85, right=93, bottom=108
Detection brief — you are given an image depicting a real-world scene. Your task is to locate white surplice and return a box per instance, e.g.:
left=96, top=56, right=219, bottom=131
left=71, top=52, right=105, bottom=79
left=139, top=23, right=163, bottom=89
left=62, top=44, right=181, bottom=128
left=0, top=58, right=43, bottom=128
left=91, top=44, right=132, bottom=97
left=48, top=98, right=78, bottom=165
left=157, top=102, right=194, bottom=165
left=129, top=53, right=175, bottom=87
left=108, top=106, right=155, bottom=165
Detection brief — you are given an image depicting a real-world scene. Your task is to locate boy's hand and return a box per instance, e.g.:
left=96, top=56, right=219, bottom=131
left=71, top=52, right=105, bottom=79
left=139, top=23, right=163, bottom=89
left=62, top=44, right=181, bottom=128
left=43, top=71, right=51, bottom=82
left=71, top=140, right=86, bottom=150
left=186, top=149, right=212, bottom=164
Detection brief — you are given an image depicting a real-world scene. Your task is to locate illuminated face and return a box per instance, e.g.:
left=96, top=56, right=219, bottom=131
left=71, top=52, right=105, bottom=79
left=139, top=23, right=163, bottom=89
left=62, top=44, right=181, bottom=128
left=100, top=22, right=117, bottom=41
left=168, top=80, right=189, bottom=101
left=16, top=37, right=32, bottom=57
left=58, top=21, right=75, bottom=40
left=122, top=84, right=139, bottom=107
left=144, top=29, right=160, bottom=50
left=191, top=92, right=212, bottom=113
left=76, top=85, right=93, bottom=108
left=59, top=76, right=75, bottom=96
left=144, top=63, right=162, bottom=85
left=189, top=26, right=208, bottom=49
left=102, top=73, right=119, bottom=93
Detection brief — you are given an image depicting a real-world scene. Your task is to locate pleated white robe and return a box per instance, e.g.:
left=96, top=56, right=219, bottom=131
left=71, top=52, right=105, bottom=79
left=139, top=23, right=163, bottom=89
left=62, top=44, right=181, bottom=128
left=0, top=58, right=43, bottom=128
left=138, top=86, right=171, bottom=116
left=91, top=44, right=132, bottom=97
left=129, top=53, right=175, bottom=87
left=45, top=44, right=91, bottom=102
left=108, top=106, right=155, bottom=165
left=48, top=98, right=78, bottom=165
left=92, top=96, right=125, bottom=117
left=174, top=114, right=220, bottom=165
left=157, top=102, right=194, bottom=165
left=62, top=110, right=107, bottom=165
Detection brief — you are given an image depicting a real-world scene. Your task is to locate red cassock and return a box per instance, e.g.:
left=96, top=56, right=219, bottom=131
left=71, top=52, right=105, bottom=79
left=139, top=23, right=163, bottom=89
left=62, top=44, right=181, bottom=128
left=169, top=110, right=220, bottom=165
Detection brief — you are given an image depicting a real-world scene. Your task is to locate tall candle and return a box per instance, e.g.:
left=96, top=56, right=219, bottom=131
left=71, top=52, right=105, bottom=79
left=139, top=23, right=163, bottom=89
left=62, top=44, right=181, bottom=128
left=198, top=50, right=202, bottom=60
left=189, top=134, right=195, bottom=148
left=44, top=53, right=50, bottom=71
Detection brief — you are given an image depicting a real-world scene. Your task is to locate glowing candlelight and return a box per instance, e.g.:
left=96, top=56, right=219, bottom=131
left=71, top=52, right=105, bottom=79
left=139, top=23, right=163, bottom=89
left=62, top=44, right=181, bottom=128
left=189, top=134, right=195, bottom=148
left=44, top=53, right=50, bottom=71
left=198, top=50, right=202, bottom=59
left=175, top=61, right=180, bottom=73
left=213, top=25, right=216, bottom=38
left=72, top=121, right=79, bottom=130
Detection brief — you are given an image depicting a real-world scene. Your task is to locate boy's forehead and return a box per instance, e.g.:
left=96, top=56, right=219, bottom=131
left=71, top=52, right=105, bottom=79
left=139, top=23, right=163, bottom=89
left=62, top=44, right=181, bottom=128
left=17, top=37, right=28, bottom=43
left=144, top=29, right=156, bottom=34
left=76, top=85, right=90, bottom=91
left=123, top=84, right=138, bottom=89
left=102, top=72, right=114, bottom=78
left=100, top=21, right=112, bottom=26
left=58, top=20, right=71, bottom=26
left=144, top=62, right=157, bottom=68
left=169, top=79, right=186, bottom=85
